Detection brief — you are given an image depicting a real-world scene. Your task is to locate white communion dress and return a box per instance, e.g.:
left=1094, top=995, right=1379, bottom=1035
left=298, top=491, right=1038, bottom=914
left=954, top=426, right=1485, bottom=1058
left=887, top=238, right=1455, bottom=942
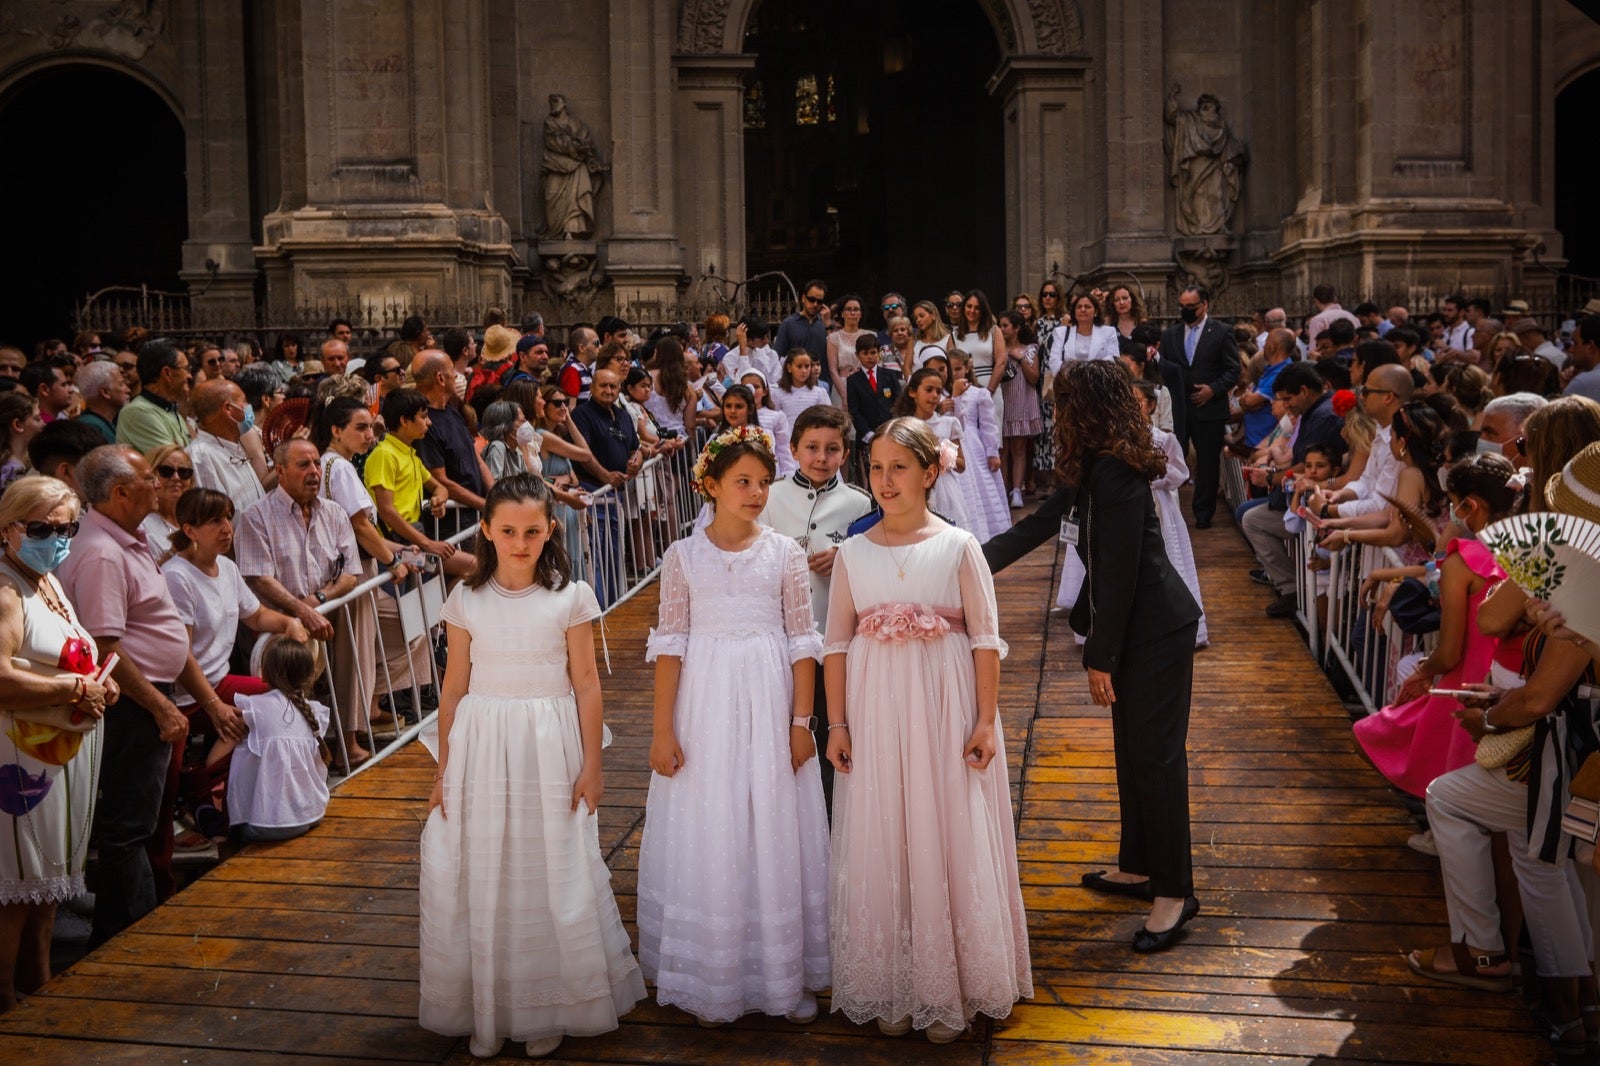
left=418, top=577, right=645, bottom=1048
left=637, top=527, right=831, bottom=1023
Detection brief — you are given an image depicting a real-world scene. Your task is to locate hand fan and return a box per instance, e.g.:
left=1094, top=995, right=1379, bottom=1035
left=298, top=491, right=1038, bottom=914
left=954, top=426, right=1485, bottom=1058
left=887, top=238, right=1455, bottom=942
left=1480, top=511, right=1600, bottom=644
left=1380, top=492, right=1439, bottom=554
left=260, top=397, right=312, bottom=452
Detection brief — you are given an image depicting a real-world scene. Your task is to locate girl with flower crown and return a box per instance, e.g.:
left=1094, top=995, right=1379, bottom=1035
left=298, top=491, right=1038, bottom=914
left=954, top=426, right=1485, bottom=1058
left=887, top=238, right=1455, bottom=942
left=822, top=416, right=1031, bottom=1043
left=637, top=424, right=831, bottom=1027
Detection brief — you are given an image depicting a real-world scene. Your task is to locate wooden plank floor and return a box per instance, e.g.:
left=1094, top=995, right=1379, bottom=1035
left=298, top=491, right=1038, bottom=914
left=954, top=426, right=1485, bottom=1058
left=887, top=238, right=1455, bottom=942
left=0, top=516, right=1546, bottom=1063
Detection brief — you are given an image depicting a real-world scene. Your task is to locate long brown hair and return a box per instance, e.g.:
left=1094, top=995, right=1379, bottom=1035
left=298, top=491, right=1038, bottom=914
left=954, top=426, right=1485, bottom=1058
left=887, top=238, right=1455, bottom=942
left=1053, top=360, right=1166, bottom=487
left=467, top=473, right=572, bottom=590
left=260, top=636, right=332, bottom=767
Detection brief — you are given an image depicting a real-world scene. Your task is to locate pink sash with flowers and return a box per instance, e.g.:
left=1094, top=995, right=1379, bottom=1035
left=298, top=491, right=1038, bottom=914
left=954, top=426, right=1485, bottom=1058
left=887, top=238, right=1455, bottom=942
left=856, top=602, right=967, bottom=642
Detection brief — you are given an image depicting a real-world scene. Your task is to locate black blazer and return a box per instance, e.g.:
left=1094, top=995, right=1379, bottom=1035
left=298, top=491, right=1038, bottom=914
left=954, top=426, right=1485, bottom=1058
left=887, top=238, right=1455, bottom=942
left=847, top=365, right=902, bottom=442
left=1067, top=456, right=1202, bottom=674
left=982, top=483, right=1078, bottom=575
left=1159, top=317, right=1241, bottom=425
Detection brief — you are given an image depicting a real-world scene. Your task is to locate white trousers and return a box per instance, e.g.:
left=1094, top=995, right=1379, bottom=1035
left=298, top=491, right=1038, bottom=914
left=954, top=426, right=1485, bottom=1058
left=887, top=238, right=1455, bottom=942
left=1427, top=761, right=1593, bottom=978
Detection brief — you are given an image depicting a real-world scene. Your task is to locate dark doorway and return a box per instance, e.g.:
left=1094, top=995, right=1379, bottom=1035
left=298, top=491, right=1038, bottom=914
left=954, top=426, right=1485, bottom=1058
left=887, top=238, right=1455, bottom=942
left=0, top=66, right=187, bottom=351
left=741, top=0, right=1005, bottom=316
left=1556, top=68, right=1600, bottom=278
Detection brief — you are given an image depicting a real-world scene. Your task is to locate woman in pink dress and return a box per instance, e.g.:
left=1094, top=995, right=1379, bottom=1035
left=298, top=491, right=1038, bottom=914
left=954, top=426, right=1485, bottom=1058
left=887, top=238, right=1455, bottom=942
left=1353, top=452, right=1520, bottom=795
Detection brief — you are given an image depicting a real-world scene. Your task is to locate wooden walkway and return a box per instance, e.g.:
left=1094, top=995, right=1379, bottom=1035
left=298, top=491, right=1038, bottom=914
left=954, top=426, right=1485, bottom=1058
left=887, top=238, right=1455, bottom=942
left=0, top=519, right=1547, bottom=1063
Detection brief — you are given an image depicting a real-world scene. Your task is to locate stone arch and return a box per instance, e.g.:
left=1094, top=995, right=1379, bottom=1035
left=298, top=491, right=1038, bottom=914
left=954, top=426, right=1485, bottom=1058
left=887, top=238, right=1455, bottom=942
left=676, top=0, right=1083, bottom=56
left=0, top=51, right=185, bottom=124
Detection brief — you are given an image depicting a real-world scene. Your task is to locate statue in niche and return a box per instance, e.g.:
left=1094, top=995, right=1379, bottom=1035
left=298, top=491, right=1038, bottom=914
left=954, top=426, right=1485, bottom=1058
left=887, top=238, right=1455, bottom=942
left=1163, top=84, right=1248, bottom=237
left=540, top=94, right=609, bottom=240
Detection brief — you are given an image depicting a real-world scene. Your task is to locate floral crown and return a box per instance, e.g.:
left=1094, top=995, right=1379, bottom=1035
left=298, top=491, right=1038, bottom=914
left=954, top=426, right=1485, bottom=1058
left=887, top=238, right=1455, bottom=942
left=692, top=424, right=775, bottom=498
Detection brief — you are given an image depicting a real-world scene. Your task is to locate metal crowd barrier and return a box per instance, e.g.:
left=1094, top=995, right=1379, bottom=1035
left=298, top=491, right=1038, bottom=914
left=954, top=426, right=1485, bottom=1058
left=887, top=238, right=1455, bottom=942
left=1291, top=523, right=1322, bottom=661
left=1220, top=451, right=1250, bottom=514
left=1320, top=541, right=1436, bottom=716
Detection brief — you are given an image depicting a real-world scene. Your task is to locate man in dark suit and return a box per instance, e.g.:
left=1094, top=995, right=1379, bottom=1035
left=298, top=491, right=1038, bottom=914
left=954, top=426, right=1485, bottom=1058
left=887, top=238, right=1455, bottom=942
left=1160, top=284, right=1241, bottom=528
left=845, top=335, right=901, bottom=446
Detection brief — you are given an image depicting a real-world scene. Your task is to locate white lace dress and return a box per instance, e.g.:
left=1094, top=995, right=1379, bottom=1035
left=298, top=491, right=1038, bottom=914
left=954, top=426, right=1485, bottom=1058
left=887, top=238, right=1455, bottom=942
left=638, top=528, right=830, bottom=1022
left=953, top=385, right=1012, bottom=539
left=823, top=526, right=1032, bottom=1031
left=419, top=578, right=645, bottom=1047
left=922, top=413, right=973, bottom=534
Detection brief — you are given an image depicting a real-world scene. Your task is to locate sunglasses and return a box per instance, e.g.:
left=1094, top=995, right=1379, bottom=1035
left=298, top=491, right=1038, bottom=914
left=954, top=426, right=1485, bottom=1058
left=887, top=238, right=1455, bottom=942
left=379, top=365, right=402, bottom=377
left=882, top=302, right=904, bottom=311
left=1357, top=386, right=1394, bottom=398
left=156, top=464, right=195, bottom=480
left=547, top=398, right=570, bottom=408
left=804, top=294, right=824, bottom=305
left=945, top=301, right=963, bottom=309
left=18, top=520, right=80, bottom=540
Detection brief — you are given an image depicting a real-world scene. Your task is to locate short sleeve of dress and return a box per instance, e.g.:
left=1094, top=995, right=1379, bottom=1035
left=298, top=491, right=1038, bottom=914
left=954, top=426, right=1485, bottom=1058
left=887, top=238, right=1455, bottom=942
left=566, top=580, right=602, bottom=628
left=822, top=544, right=858, bottom=657
left=780, top=538, right=824, bottom=663
left=645, top=543, right=690, bottom=661
left=958, top=533, right=1009, bottom=659
left=438, top=582, right=471, bottom=630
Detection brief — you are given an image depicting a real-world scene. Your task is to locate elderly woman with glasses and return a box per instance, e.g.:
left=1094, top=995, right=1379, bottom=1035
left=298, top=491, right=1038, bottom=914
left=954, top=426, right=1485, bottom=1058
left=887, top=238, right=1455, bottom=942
left=0, top=476, right=118, bottom=1011
left=140, top=443, right=194, bottom=563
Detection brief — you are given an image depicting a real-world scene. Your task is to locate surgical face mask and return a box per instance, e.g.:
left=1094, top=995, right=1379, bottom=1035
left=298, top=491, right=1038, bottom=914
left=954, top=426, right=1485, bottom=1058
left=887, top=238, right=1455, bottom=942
left=1179, top=305, right=1201, bottom=325
left=16, top=533, right=71, bottom=574
left=515, top=421, right=537, bottom=446
left=240, top=403, right=256, bottom=434
left=1475, top=437, right=1501, bottom=456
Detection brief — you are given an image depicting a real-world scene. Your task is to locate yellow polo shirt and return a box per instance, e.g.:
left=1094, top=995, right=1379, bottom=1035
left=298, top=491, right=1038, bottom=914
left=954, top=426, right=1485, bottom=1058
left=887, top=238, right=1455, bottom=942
left=363, top=433, right=428, bottom=523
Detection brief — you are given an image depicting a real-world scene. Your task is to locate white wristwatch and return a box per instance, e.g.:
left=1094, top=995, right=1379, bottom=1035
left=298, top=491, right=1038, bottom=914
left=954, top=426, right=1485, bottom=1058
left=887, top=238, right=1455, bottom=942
left=792, top=715, right=816, bottom=730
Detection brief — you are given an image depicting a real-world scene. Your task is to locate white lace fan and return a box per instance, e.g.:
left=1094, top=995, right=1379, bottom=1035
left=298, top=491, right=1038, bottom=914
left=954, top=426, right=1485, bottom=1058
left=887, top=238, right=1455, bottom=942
left=1480, top=512, right=1600, bottom=644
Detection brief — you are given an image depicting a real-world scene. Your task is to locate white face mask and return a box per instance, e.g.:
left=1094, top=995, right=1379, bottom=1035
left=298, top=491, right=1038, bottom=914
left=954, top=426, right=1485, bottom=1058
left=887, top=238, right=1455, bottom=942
left=1475, top=437, right=1502, bottom=456
left=515, top=422, right=537, bottom=446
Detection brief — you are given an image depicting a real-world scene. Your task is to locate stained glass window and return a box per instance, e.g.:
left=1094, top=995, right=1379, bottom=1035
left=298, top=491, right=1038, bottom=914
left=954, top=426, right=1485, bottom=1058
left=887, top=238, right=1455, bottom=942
left=825, top=74, right=837, bottom=123
left=744, top=80, right=766, bottom=130
left=795, top=74, right=819, bottom=126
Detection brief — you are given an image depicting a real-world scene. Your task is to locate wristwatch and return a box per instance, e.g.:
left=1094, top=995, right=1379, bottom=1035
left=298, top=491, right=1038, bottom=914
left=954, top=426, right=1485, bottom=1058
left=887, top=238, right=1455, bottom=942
left=792, top=715, right=816, bottom=731
left=314, top=590, right=328, bottom=605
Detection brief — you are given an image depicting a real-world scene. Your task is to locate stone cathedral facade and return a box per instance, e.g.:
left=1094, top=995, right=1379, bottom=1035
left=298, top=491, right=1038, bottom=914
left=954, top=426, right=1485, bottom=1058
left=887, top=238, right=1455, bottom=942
left=1, top=0, right=1595, bottom=326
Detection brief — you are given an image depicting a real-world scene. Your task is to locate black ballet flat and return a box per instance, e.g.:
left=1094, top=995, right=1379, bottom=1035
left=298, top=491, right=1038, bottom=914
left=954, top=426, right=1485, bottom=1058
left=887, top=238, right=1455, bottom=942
left=1132, top=895, right=1201, bottom=953
left=1080, top=870, right=1154, bottom=901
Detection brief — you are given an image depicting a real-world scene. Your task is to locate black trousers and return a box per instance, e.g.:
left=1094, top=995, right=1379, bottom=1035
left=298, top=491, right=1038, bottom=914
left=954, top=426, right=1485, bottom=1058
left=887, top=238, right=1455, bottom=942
left=89, top=695, right=173, bottom=948
left=1108, top=622, right=1198, bottom=899
left=1187, top=418, right=1226, bottom=522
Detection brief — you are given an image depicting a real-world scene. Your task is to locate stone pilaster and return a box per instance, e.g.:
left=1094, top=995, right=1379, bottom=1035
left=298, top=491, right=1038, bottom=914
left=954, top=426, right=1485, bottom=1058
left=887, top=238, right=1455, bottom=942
left=672, top=53, right=756, bottom=289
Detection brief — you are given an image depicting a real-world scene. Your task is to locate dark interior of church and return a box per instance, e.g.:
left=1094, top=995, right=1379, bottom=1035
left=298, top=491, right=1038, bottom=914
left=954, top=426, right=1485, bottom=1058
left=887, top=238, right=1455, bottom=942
left=741, top=0, right=1006, bottom=307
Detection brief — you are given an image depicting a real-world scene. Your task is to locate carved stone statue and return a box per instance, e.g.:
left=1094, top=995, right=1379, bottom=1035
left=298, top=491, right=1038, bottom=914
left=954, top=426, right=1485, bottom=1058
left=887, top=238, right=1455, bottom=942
left=540, top=94, right=609, bottom=240
left=1163, top=84, right=1248, bottom=236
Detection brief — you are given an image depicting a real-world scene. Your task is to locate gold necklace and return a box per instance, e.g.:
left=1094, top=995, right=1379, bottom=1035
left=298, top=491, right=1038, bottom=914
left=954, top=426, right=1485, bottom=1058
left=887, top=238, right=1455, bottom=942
left=879, top=527, right=930, bottom=580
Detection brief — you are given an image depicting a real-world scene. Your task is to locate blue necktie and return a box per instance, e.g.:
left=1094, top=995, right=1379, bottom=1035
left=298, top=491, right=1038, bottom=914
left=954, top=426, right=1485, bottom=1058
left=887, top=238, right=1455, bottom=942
left=1185, top=324, right=1199, bottom=365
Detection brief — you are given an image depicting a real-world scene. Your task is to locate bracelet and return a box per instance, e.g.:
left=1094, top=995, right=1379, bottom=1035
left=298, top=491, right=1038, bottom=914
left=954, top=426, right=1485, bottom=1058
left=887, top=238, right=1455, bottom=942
left=69, top=677, right=86, bottom=705
left=827, top=722, right=849, bottom=730
left=1481, top=706, right=1500, bottom=734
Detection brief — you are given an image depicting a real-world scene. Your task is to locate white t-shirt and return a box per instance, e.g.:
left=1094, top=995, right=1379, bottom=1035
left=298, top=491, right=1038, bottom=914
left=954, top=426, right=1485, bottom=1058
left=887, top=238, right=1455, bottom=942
left=228, top=690, right=331, bottom=829
left=162, top=554, right=261, bottom=703
left=321, top=452, right=377, bottom=523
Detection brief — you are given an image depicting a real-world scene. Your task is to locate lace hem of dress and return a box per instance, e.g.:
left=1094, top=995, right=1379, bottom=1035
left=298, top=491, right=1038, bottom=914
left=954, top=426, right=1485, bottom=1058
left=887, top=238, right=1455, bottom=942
left=830, top=991, right=1030, bottom=1032
left=420, top=955, right=643, bottom=1011
left=787, top=631, right=824, bottom=664
left=0, top=872, right=85, bottom=906
left=644, top=628, right=687, bottom=662
left=822, top=641, right=851, bottom=657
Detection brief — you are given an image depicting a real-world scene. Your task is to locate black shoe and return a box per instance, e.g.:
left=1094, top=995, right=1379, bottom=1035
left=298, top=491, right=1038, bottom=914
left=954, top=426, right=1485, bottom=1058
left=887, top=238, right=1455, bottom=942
left=1193, top=516, right=1213, bottom=529
left=1132, top=895, right=1200, bottom=953
left=1265, top=595, right=1297, bottom=619
left=1249, top=568, right=1273, bottom=586
left=1080, top=870, right=1155, bottom=902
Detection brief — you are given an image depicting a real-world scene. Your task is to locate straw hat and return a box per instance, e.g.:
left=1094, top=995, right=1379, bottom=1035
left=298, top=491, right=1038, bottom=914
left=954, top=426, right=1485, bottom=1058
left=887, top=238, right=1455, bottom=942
left=1503, top=298, right=1531, bottom=317
left=482, top=324, right=518, bottom=361
left=1583, top=297, right=1600, bottom=316
left=1546, top=441, right=1600, bottom=524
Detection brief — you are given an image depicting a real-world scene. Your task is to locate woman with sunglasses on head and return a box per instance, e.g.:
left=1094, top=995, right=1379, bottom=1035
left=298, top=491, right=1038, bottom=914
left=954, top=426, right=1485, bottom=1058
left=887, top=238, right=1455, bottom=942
left=140, top=444, right=194, bottom=564
left=0, top=476, right=118, bottom=1011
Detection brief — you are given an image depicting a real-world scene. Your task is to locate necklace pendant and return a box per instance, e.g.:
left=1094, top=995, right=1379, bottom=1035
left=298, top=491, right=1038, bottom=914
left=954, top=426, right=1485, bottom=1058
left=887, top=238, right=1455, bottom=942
left=896, top=569, right=905, bottom=580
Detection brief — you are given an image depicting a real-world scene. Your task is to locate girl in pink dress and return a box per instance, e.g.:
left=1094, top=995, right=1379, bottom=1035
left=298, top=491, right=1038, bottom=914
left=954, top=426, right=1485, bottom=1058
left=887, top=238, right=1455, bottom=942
left=1353, top=453, right=1520, bottom=795
left=823, top=417, right=1031, bottom=1044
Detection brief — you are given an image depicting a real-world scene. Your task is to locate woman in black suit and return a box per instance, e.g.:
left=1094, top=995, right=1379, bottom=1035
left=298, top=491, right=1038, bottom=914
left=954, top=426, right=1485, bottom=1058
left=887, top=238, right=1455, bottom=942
left=988, top=360, right=1202, bottom=951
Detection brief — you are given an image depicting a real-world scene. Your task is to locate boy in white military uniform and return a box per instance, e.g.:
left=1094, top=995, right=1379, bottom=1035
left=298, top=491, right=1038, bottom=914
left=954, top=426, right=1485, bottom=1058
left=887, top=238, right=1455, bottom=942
left=759, top=403, right=873, bottom=809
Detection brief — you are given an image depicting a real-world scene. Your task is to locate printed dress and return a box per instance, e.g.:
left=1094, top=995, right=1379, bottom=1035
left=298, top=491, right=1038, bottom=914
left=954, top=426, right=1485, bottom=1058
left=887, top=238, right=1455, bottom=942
left=823, top=526, right=1032, bottom=1032
left=0, top=558, right=104, bottom=906
left=419, top=578, right=644, bottom=1047
left=638, top=528, right=830, bottom=1022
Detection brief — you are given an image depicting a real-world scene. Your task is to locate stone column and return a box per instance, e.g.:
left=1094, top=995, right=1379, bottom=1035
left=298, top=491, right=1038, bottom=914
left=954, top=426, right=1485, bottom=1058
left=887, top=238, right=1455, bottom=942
left=990, top=57, right=1090, bottom=299
left=256, top=0, right=513, bottom=314
left=603, top=0, right=685, bottom=309
left=177, top=1, right=258, bottom=323
left=672, top=54, right=756, bottom=289
left=1089, top=0, right=1170, bottom=290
